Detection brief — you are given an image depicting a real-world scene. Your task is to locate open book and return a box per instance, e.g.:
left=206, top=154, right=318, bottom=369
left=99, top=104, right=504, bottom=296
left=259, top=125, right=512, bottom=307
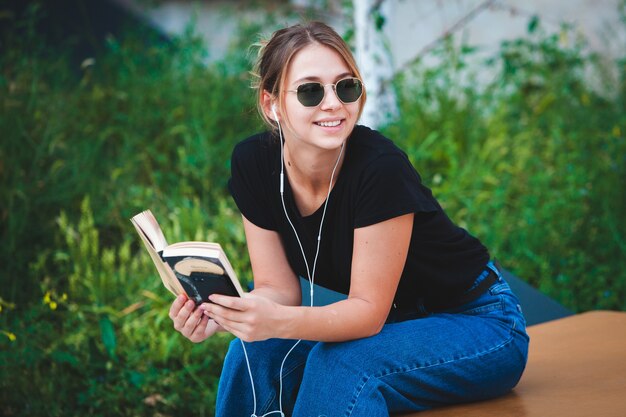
left=130, top=209, right=244, bottom=305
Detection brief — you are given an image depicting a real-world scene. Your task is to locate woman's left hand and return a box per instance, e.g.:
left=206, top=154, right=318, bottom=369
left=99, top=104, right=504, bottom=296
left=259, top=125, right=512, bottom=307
left=201, top=293, right=287, bottom=342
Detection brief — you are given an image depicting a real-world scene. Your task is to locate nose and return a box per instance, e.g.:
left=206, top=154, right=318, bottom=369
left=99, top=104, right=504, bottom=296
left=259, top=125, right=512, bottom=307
left=319, top=84, right=342, bottom=110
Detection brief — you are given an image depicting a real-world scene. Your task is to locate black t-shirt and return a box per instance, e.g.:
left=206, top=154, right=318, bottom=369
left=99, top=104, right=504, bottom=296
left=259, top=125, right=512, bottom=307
left=228, top=125, right=490, bottom=309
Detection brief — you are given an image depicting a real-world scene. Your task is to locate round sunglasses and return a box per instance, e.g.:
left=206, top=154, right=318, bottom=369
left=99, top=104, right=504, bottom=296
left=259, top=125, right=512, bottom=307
left=286, top=77, right=363, bottom=107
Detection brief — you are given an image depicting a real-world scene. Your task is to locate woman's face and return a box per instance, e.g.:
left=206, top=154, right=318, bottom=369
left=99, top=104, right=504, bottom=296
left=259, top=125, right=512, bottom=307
left=279, top=43, right=361, bottom=153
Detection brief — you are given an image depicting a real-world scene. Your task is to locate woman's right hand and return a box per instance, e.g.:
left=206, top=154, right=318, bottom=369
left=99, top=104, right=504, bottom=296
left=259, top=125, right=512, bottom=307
left=169, top=294, right=221, bottom=343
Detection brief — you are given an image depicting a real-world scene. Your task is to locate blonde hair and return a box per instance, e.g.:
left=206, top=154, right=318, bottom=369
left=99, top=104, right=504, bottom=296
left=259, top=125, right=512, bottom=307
left=251, top=21, right=366, bottom=129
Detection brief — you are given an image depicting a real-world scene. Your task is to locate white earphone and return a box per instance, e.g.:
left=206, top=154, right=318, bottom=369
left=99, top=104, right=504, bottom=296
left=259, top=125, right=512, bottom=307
left=271, top=103, right=278, bottom=122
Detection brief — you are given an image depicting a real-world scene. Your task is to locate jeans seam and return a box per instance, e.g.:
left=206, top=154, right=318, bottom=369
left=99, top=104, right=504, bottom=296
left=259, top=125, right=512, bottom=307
left=345, top=374, right=373, bottom=417
left=458, top=298, right=504, bottom=316
left=489, top=283, right=509, bottom=295
left=259, top=356, right=308, bottom=415
left=346, top=314, right=517, bottom=415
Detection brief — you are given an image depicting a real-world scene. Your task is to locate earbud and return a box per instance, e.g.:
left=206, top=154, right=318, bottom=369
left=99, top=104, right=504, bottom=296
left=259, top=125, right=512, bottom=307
left=271, top=103, right=278, bottom=122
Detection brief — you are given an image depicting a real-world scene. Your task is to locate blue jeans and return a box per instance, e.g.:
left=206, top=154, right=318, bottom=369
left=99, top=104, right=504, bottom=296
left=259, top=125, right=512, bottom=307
left=216, top=264, right=529, bottom=416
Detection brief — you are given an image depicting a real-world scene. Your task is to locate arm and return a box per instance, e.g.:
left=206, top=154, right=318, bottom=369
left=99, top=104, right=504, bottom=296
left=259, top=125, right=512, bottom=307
left=206, top=212, right=414, bottom=342
left=241, top=215, right=302, bottom=307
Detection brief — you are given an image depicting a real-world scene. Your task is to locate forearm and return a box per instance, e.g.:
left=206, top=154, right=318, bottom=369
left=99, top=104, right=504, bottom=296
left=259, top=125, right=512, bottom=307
left=251, top=283, right=301, bottom=307
left=205, top=291, right=388, bottom=343
left=281, top=297, right=386, bottom=342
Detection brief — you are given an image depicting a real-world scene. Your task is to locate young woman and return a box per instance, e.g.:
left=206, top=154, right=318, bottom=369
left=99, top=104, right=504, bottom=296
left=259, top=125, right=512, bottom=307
left=169, top=21, right=529, bottom=417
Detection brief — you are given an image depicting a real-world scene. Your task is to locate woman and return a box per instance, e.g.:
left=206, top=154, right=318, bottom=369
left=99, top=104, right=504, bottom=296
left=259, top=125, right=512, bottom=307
left=169, top=21, right=529, bottom=417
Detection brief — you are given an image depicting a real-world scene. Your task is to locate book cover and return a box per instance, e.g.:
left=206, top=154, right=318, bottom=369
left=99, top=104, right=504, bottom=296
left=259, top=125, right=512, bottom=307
left=130, top=210, right=244, bottom=305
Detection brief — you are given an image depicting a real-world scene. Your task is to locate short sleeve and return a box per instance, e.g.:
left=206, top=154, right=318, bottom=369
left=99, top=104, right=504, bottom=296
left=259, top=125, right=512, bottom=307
left=354, top=153, right=439, bottom=228
left=227, top=138, right=277, bottom=230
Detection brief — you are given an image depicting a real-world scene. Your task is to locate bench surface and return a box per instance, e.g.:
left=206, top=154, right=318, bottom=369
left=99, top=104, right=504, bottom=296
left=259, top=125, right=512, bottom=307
left=399, top=310, right=626, bottom=417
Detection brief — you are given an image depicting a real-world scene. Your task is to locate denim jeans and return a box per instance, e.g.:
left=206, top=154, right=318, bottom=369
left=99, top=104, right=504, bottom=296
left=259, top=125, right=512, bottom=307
left=215, top=264, right=529, bottom=417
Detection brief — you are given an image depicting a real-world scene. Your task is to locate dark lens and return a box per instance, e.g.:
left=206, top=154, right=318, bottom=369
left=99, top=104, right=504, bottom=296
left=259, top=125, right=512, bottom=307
left=297, top=83, right=325, bottom=107
left=336, top=78, right=362, bottom=103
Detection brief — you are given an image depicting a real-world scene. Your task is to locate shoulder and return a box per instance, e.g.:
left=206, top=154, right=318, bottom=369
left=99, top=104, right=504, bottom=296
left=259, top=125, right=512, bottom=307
left=232, top=131, right=277, bottom=161
left=347, top=125, right=418, bottom=178
left=230, top=130, right=281, bottom=189
left=228, top=131, right=280, bottom=230
left=346, top=126, right=439, bottom=227
left=349, top=125, right=403, bottom=154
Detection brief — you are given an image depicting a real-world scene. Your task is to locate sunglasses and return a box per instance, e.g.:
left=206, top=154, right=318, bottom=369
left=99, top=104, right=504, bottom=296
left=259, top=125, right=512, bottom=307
left=286, top=77, right=363, bottom=107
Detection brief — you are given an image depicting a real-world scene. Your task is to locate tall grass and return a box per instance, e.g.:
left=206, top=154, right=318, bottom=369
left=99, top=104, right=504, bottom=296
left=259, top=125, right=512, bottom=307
left=1, top=4, right=625, bottom=416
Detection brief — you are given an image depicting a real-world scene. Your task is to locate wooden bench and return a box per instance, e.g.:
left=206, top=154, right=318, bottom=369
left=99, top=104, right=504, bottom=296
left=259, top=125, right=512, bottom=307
left=399, top=311, right=626, bottom=417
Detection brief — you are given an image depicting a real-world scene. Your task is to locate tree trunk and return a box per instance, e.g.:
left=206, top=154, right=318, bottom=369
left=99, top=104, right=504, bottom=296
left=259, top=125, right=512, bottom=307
left=353, top=0, right=396, bottom=128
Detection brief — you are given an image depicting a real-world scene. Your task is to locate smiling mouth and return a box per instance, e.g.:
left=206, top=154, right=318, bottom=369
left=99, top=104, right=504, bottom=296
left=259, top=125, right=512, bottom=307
left=315, top=120, right=343, bottom=127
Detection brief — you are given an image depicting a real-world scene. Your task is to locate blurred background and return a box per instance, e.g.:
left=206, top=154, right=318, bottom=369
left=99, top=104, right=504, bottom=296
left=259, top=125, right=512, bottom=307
left=1, top=0, right=625, bottom=415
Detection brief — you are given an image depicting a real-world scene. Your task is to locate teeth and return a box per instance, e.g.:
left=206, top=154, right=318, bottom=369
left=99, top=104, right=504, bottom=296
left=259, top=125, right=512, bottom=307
left=317, top=120, right=341, bottom=127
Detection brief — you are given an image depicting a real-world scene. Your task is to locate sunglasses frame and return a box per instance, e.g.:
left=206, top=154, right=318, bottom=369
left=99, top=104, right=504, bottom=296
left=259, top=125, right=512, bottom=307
left=286, top=77, right=364, bottom=107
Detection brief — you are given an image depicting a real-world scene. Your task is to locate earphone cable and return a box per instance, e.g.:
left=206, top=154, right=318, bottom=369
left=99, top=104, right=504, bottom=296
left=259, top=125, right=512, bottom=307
left=240, top=111, right=343, bottom=417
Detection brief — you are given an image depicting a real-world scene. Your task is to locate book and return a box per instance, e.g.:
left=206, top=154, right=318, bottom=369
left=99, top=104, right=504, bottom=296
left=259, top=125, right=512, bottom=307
left=130, top=209, right=244, bottom=305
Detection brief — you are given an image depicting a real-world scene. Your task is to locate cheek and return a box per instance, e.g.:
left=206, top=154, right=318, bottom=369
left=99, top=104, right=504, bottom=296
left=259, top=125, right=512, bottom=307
left=285, top=107, right=314, bottom=128
left=346, top=103, right=361, bottom=121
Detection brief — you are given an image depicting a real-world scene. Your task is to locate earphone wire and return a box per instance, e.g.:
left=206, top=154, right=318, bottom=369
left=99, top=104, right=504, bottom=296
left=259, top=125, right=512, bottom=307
left=277, top=114, right=344, bottom=415
left=240, top=109, right=343, bottom=417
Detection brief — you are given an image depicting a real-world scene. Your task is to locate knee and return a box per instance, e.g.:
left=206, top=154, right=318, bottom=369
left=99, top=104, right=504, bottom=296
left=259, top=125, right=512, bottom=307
left=295, top=342, right=388, bottom=415
left=222, top=338, right=246, bottom=372
left=304, top=342, right=361, bottom=378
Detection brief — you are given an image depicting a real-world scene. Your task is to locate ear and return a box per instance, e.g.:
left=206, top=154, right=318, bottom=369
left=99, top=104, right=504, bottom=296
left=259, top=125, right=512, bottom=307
left=261, top=90, right=278, bottom=121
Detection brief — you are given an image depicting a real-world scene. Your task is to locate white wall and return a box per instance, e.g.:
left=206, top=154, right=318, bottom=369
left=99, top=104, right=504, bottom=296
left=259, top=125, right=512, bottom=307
left=384, top=0, right=624, bottom=73
left=115, top=1, right=624, bottom=65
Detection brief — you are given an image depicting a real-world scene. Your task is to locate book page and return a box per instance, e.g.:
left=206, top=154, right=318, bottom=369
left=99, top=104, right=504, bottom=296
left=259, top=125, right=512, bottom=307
left=130, top=211, right=185, bottom=296
left=130, top=210, right=168, bottom=251
left=167, top=241, right=222, bottom=252
left=163, top=244, right=221, bottom=260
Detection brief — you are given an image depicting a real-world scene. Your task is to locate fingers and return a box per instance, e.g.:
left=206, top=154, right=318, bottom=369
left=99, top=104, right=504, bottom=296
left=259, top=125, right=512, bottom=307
left=209, top=294, right=247, bottom=311
left=169, top=295, right=215, bottom=342
left=168, top=294, right=188, bottom=320
left=188, top=315, right=211, bottom=343
left=204, top=318, right=222, bottom=335
left=171, top=296, right=196, bottom=330
left=204, top=303, right=244, bottom=325
left=201, top=295, right=270, bottom=342
left=201, top=295, right=249, bottom=326
left=179, top=294, right=275, bottom=343
left=211, top=318, right=247, bottom=341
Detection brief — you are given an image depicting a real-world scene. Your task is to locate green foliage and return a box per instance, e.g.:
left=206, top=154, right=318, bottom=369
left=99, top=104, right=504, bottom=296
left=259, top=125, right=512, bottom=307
left=0, top=5, right=260, bottom=306
left=384, top=20, right=626, bottom=312
left=1, top=5, right=257, bottom=416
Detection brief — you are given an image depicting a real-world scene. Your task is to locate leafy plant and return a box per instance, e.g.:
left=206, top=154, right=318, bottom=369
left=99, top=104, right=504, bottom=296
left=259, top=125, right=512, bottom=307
left=384, top=18, right=626, bottom=312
